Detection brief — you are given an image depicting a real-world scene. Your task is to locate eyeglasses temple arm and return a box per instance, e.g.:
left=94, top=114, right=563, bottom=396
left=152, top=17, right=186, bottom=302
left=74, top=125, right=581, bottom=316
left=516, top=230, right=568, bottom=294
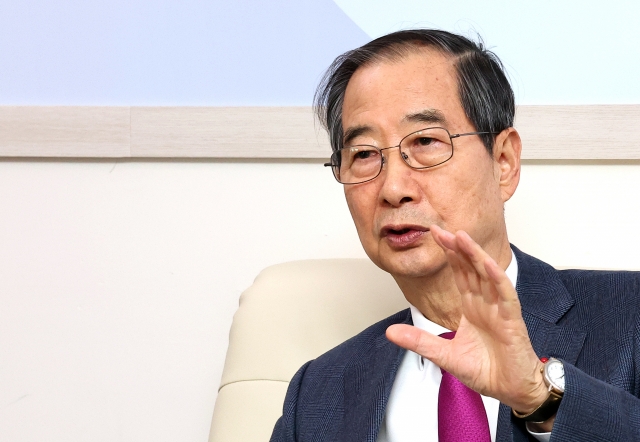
left=451, top=131, right=500, bottom=139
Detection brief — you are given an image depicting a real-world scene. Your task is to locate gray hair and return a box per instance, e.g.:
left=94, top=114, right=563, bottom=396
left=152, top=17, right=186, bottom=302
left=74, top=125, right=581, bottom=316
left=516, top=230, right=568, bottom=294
left=314, top=29, right=515, bottom=155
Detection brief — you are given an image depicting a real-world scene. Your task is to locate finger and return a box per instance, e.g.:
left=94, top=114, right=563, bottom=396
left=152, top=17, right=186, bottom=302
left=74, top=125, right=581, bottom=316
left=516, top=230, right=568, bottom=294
left=484, top=257, right=519, bottom=304
left=431, top=226, right=477, bottom=288
left=430, top=225, right=456, bottom=251
left=443, top=242, right=487, bottom=302
left=431, top=226, right=482, bottom=301
left=455, top=230, right=491, bottom=280
left=446, top=235, right=509, bottom=311
left=450, top=233, right=518, bottom=306
left=445, top=248, right=472, bottom=297
left=433, top=229, right=482, bottom=287
left=386, top=324, right=451, bottom=369
left=452, top=231, right=504, bottom=305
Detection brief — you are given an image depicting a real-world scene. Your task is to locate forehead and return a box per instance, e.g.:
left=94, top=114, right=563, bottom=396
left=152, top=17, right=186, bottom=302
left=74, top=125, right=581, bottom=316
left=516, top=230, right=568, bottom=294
left=342, top=48, right=469, bottom=138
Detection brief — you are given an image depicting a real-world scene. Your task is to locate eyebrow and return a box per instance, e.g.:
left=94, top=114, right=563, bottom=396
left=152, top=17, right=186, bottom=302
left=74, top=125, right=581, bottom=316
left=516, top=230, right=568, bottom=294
left=403, top=109, right=447, bottom=126
left=343, top=125, right=373, bottom=146
left=342, top=109, right=447, bottom=146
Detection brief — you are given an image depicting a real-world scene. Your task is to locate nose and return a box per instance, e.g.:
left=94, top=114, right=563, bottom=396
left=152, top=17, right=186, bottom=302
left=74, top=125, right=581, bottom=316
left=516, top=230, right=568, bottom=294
left=378, top=146, right=420, bottom=207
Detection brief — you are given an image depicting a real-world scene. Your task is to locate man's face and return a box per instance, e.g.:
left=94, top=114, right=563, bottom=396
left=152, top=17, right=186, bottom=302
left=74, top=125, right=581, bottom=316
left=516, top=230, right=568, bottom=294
left=341, top=48, right=511, bottom=280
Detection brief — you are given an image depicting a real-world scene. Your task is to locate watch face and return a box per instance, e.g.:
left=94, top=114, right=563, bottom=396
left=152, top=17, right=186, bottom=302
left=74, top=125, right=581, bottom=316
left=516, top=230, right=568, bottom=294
left=546, top=359, right=565, bottom=391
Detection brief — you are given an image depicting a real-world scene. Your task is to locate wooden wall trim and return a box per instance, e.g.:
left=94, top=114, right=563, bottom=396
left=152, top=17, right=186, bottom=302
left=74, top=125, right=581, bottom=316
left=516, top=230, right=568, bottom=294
left=513, top=105, right=640, bottom=159
left=0, top=105, right=638, bottom=159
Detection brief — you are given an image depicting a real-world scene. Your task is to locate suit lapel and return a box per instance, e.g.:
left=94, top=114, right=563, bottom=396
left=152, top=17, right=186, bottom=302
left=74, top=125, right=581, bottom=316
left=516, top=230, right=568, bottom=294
left=512, top=245, right=587, bottom=365
left=496, top=246, right=587, bottom=442
left=340, top=311, right=410, bottom=442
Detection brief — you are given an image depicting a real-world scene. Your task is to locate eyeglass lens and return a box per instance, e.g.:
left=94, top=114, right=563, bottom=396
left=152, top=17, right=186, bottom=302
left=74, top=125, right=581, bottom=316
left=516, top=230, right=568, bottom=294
left=331, top=127, right=453, bottom=184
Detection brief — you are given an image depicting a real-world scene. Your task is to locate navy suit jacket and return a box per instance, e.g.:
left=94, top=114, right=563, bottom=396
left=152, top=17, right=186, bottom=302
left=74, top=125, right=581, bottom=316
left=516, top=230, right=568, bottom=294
left=270, top=246, right=640, bottom=441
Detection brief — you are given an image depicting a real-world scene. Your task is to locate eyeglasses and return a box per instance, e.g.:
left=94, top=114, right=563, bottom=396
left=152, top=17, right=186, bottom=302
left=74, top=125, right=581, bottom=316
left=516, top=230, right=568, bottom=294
left=324, top=127, right=497, bottom=185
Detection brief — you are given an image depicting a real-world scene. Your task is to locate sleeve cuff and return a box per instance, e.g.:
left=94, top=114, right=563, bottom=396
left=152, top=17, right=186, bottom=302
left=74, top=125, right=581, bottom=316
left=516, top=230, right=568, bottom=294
left=525, top=422, right=551, bottom=441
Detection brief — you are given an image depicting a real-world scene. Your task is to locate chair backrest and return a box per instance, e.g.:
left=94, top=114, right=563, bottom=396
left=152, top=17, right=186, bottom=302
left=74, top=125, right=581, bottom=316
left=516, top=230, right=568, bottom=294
left=209, top=259, right=408, bottom=442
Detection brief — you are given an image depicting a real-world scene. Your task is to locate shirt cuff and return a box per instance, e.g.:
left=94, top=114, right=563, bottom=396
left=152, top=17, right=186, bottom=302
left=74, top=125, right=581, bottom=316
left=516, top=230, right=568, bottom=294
left=526, top=422, right=551, bottom=441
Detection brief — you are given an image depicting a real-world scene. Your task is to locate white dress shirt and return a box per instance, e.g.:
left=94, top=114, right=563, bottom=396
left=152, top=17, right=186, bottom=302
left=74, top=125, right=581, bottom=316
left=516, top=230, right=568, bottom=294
left=376, top=251, right=551, bottom=442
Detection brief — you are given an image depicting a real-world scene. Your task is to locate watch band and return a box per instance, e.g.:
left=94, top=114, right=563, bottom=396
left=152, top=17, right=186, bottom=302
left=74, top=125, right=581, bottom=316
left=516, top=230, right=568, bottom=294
left=512, top=358, right=564, bottom=423
left=512, top=388, right=563, bottom=422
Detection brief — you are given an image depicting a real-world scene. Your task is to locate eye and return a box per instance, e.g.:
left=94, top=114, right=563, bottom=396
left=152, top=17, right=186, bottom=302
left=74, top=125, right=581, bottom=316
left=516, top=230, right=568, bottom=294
left=416, top=137, right=435, bottom=146
left=348, top=147, right=379, bottom=162
left=354, top=150, right=374, bottom=160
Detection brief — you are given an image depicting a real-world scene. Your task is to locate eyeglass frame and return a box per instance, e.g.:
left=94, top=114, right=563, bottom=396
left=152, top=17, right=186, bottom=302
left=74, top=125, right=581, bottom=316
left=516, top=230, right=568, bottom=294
left=323, top=126, right=499, bottom=185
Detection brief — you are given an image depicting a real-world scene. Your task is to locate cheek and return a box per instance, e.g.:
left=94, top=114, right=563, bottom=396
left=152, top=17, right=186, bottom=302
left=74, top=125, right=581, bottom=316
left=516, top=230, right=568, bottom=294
left=344, top=187, right=377, bottom=238
left=426, top=162, right=497, bottom=227
left=462, top=171, right=503, bottom=229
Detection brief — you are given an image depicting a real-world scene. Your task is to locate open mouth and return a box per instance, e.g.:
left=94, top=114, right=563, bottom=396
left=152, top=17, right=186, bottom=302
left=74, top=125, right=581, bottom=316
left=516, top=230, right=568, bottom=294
left=389, top=227, right=412, bottom=235
left=381, top=225, right=429, bottom=237
left=380, top=225, right=429, bottom=248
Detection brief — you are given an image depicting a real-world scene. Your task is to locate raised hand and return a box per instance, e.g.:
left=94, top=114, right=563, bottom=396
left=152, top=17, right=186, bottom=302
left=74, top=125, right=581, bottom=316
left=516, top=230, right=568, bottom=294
left=386, top=225, right=548, bottom=414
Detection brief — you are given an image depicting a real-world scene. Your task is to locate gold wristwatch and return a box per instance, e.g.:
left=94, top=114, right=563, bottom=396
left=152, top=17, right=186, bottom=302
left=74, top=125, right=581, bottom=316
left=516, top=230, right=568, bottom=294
left=512, top=358, right=565, bottom=423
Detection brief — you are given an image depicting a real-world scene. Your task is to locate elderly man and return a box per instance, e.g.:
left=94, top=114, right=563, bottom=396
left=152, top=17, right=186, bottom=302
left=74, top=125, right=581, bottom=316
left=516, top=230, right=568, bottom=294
left=270, top=29, right=640, bottom=441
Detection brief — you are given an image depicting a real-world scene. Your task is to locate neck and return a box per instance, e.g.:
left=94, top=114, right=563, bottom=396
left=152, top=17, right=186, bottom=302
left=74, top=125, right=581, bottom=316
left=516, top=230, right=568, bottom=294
left=394, top=240, right=513, bottom=330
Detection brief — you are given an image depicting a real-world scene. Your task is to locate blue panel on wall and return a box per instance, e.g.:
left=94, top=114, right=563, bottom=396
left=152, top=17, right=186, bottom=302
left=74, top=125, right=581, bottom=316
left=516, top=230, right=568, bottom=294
left=0, top=0, right=369, bottom=105
left=333, top=0, right=640, bottom=105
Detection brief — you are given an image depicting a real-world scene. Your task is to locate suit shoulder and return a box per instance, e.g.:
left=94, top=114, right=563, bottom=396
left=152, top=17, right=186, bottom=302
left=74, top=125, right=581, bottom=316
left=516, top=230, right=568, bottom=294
left=556, top=269, right=640, bottom=335
left=513, top=244, right=640, bottom=303
left=557, top=268, right=640, bottom=301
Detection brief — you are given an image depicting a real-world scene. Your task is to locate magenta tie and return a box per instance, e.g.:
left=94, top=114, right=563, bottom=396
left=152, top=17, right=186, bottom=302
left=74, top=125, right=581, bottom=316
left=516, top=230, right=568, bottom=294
left=438, top=331, right=491, bottom=442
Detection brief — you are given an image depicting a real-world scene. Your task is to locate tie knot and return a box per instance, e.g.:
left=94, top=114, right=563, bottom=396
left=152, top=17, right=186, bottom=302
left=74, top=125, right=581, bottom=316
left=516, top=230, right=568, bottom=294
left=439, top=331, right=456, bottom=340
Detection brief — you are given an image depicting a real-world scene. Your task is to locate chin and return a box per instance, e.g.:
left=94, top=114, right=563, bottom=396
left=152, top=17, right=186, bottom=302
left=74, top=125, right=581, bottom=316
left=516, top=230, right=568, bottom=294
left=371, top=246, right=447, bottom=279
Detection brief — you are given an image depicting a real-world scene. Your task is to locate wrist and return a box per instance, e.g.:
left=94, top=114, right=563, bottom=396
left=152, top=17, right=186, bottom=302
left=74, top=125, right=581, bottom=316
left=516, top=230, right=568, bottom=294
left=512, top=357, right=565, bottom=424
left=514, top=360, right=548, bottom=414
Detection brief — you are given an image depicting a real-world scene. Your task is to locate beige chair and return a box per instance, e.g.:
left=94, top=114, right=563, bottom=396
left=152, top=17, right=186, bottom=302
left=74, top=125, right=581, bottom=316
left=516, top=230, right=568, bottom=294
left=209, top=259, right=408, bottom=442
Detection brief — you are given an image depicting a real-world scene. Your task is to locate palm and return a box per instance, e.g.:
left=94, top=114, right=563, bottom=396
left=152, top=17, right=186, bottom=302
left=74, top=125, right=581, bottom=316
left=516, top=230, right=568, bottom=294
left=386, top=226, right=545, bottom=411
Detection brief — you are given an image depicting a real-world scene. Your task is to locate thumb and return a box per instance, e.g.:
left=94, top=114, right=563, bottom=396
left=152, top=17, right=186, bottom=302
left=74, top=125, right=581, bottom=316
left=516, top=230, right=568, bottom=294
left=386, top=324, right=450, bottom=368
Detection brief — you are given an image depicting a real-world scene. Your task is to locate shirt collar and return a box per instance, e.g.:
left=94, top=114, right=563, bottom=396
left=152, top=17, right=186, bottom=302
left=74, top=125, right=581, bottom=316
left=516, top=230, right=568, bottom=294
left=410, top=249, right=518, bottom=333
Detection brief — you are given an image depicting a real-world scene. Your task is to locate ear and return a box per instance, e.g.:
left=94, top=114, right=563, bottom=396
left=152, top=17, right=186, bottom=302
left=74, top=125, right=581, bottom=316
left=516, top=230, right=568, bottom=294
left=492, top=127, right=522, bottom=203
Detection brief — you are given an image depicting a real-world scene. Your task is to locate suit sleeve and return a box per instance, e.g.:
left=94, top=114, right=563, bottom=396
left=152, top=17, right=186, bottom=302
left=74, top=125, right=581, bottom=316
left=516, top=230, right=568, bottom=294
left=550, top=361, right=640, bottom=440
left=534, top=271, right=640, bottom=441
left=270, top=361, right=313, bottom=442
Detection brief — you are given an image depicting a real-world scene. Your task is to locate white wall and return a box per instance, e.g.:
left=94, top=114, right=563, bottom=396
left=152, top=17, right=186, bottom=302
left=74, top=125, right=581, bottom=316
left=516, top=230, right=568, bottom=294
left=0, top=159, right=365, bottom=441
left=2, top=159, right=640, bottom=441
left=507, top=161, right=640, bottom=269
